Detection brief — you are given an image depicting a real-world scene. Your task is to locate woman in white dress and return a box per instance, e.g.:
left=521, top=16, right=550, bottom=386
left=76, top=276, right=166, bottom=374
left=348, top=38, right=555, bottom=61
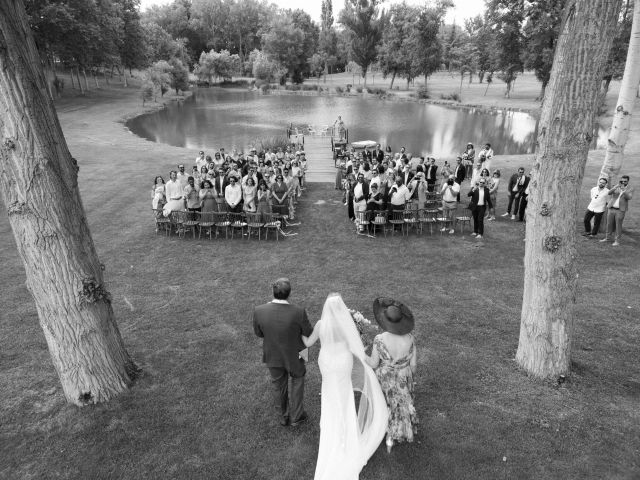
left=151, top=176, right=166, bottom=210
left=302, top=294, right=388, bottom=480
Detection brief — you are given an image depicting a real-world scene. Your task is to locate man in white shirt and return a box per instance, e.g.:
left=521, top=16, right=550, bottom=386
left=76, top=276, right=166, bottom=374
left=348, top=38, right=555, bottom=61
left=353, top=173, right=369, bottom=232
left=600, top=175, right=633, bottom=246
left=225, top=175, right=243, bottom=212
left=441, top=175, right=460, bottom=234
left=195, top=151, right=207, bottom=171
left=176, top=164, right=189, bottom=189
left=582, top=177, right=609, bottom=237
left=389, top=176, right=411, bottom=210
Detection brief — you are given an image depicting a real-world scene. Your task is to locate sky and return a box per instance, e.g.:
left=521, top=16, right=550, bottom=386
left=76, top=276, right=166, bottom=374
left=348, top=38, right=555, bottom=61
left=138, top=0, right=487, bottom=26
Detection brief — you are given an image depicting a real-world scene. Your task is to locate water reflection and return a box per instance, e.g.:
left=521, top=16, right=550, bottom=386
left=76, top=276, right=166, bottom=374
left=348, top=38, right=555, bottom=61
left=127, top=88, right=544, bottom=157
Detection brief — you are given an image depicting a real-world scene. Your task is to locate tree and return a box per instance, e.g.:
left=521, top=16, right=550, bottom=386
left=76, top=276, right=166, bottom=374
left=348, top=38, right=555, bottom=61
left=464, top=15, right=496, bottom=83
left=261, top=17, right=306, bottom=83
left=196, top=49, right=241, bottom=83
left=116, top=0, right=147, bottom=73
left=339, top=0, right=383, bottom=85
left=486, top=0, right=525, bottom=98
left=168, top=56, right=189, bottom=94
left=290, top=9, right=320, bottom=80
left=410, top=4, right=449, bottom=84
left=146, top=60, right=172, bottom=100
left=600, top=0, right=640, bottom=182
left=308, top=53, right=325, bottom=84
left=522, top=0, right=564, bottom=100
left=319, top=0, right=338, bottom=77
left=602, top=0, right=634, bottom=97
left=516, top=0, right=622, bottom=378
left=377, top=2, right=419, bottom=88
left=0, top=0, right=137, bottom=405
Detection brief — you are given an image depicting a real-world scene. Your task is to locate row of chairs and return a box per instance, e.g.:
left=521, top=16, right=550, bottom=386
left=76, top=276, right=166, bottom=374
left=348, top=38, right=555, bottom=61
left=153, top=209, right=288, bottom=241
left=355, top=208, right=472, bottom=237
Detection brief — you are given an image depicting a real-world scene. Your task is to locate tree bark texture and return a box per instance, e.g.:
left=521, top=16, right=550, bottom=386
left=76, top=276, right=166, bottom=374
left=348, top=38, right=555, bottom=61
left=600, top=0, right=640, bottom=182
left=0, top=0, right=137, bottom=405
left=516, top=0, right=622, bottom=378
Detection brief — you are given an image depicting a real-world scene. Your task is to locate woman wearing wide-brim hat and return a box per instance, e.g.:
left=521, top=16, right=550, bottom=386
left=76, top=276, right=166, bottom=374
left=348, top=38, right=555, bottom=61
left=366, top=297, right=418, bottom=453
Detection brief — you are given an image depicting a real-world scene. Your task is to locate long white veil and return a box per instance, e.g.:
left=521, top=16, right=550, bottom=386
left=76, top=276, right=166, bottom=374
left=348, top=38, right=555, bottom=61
left=318, top=294, right=388, bottom=465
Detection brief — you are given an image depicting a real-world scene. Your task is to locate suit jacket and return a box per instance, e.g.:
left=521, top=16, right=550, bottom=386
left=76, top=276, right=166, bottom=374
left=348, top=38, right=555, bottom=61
left=352, top=181, right=370, bottom=202
left=467, top=186, right=493, bottom=210
left=454, top=164, right=466, bottom=184
left=400, top=170, right=414, bottom=186
left=425, top=164, right=438, bottom=182
left=363, top=150, right=373, bottom=161
left=374, top=149, right=384, bottom=162
left=214, top=176, right=227, bottom=197
left=607, top=186, right=633, bottom=212
left=507, top=174, right=529, bottom=195
left=253, top=302, right=313, bottom=376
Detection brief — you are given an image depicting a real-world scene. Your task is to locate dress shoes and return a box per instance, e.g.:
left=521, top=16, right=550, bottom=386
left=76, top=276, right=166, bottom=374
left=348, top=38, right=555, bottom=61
left=290, top=412, right=309, bottom=427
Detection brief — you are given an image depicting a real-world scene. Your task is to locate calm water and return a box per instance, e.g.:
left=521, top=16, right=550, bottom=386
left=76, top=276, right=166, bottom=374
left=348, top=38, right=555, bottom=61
left=127, top=88, right=541, bottom=157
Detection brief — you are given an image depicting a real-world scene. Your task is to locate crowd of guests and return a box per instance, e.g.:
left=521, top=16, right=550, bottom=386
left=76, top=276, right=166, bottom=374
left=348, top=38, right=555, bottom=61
left=152, top=146, right=308, bottom=222
left=335, top=142, right=501, bottom=238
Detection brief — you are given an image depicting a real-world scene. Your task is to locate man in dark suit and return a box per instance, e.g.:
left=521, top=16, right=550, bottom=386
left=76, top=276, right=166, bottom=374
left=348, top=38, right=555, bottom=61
left=502, top=167, right=529, bottom=219
left=399, top=161, right=414, bottom=186
left=468, top=177, right=493, bottom=239
left=374, top=144, right=384, bottom=163
left=454, top=156, right=466, bottom=185
left=253, top=278, right=313, bottom=427
left=425, top=157, right=438, bottom=192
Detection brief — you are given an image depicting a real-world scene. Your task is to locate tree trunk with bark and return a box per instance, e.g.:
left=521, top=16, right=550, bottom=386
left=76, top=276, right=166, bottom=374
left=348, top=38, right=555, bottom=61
left=0, top=0, right=137, bottom=405
left=516, top=0, right=622, bottom=378
left=600, top=0, right=640, bottom=182
left=82, top=68, right=89, bottom=91
left=75, top=67, right=84, bottom=95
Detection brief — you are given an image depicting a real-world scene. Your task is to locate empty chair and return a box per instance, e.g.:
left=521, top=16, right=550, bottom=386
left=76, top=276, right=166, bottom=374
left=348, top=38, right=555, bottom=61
left=455, top=214, right=472, bottom=234
left=228, top=212, right=247, bottom=239
left=245, top=212, right=264, bottom=240
left=262, top=212, right=281, bottom=241
left=153, top=208, right=171, bottom=236
left=199, top=211, right=216, bottom=240
left=418, top=209, right=437, bottom=235
left=370, top=210, right=388, bottom=237
left=355, top=210, right=371, bottom=235
left=388, top=209, right=405, bottom=236
left=403, top=209, right=420, bottom=236
left=212, top=211, right=230, bottom=239
left=182, top=210, right=200, bottom=239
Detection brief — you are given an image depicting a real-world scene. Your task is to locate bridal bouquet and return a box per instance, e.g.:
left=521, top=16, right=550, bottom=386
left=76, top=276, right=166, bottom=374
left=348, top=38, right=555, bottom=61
left=348, top=308, right=378, bottom=349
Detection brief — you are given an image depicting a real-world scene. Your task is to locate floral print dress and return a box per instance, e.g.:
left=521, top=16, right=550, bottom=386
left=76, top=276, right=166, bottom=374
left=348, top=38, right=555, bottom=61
left=374, top=334, right=418, bottom=443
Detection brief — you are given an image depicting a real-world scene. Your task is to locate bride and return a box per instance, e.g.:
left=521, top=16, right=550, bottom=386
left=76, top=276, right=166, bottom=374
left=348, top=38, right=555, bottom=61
left=302, top=293, right=388, bottom=480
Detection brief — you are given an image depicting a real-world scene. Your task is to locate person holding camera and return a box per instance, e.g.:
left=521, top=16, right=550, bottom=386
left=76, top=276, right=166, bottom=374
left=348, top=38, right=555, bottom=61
left=600, top=175, right=633, bottom=246
left=440, top=175, right=460, bottom=234
left=468, top=178, right=493, bottom=239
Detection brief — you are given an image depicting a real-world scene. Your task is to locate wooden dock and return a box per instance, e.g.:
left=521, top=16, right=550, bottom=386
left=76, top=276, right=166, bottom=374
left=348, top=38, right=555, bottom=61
left=293, top=135, right=337, bottom=183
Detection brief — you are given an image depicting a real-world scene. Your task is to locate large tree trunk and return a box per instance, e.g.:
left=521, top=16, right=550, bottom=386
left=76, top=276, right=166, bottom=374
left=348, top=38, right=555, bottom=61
left=515, top=0, right=622, bottom=378
left=0, top=0, right=137, bottom=405
left=599, top=0, right=640, bottom=182
left=389, top=71, right=396, bottom=89
left=75, top=67, right=84, bottom=95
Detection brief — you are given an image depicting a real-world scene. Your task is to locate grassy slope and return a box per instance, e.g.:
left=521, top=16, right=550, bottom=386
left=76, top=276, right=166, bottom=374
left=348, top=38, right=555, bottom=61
left=0, top=72, right=639, bottom=480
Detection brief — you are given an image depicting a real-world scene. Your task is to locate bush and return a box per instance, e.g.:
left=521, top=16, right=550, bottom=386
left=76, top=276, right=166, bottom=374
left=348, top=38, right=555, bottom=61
left=252, top=135, right=290, bottom=153
left=441, top=92, right=461, bottom=102
left=369, top=87, right=387, bottom=96
left=335, top=86, right=344, bottom=94
left=416, top=86, right=430, bottom=99
left=301, top=84, right=318, bottom=91
left=355, top=85, right=363, bottom=93
left=260, top=84, right=270, bottom=93
left=346, top=84, right=352, bottom=92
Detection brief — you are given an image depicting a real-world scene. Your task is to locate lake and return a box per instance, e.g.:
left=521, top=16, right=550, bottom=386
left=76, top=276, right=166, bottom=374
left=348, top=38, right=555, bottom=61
left=127, top=88, right=541, bottom=158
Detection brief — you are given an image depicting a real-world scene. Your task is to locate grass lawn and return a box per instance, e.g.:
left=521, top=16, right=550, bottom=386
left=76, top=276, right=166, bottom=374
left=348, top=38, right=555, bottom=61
left=0, top=77, right=639, bottom=479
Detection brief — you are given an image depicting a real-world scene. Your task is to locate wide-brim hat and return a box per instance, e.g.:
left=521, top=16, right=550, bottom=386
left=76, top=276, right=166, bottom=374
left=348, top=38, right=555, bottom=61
left=373, top=297, right=414, bottom=335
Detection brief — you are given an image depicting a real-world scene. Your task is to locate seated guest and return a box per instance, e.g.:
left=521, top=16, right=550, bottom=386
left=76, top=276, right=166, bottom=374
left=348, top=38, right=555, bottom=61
left=163, top=170, right=184, bottom=217
left=468, top=177, right=493, bottom=239
left=440, top=175, right=460, bottom=234
left=225, top=175, right=243, bottom=213
left=199, top=179, right=218, bottom=213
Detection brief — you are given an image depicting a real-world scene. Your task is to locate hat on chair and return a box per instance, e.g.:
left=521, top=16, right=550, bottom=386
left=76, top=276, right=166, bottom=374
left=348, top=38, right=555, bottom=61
left=373, top=297, right=414, bottom=335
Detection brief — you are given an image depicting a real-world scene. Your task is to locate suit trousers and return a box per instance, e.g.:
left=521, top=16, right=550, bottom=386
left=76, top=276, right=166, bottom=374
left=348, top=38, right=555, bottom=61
left=583, top=209, right=604, bottom=235
left=605, top=208, right=626, bottom=241
left=268, top=367, right=305, bottom=424
left=506, top=192, right=521, bottom=214
left=426, top=180, right=435, bottom=192
left=472, top=205, right=486, bottom=235
left=518, top=195, right=528, bottom=221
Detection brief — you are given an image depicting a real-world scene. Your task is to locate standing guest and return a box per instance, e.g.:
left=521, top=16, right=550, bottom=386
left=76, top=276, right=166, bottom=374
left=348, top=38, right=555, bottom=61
left=225, top=175, right=243, bottom=213
left=163, top=170, right=184, bottom=216
left=367, top=183, right=385, bottom=213
left=478, top=143, right=494, bottom=172
left=271, top=173, right=289, bottom=216
left=502, top=167, right=528, bottom=219
left=462, top=142, right=475, bottom=179
left=411, top=172, right=428, bottom=209
left=425, top=157, right=438, bottom=192
left=487, top=170, right=501, bottom=220
left=353, top=173, right=370, bottom=232
left=399, top=161, right=413, bottom=186
left=367, top=298, right=418, bottom=453
left=345, top=175, right=357, bottom=221
left=583, top=177, right=610, bottom=237
left=374, top=143, right=385, bottom=163
left=196, top=151, right=207, bottom=171
left=600, top=175, right=633, bottom=246
left=453, top=156, right=466, bottom=186
left=256, top=181, right=272, bottom=219
left=213, top=169, right=227, bottom=211
left=213, top=152, right=224, bottom=168
left=440, top=161, right=452, bottom=182
left=199, top=179, right=218, bottom=213
left=176, top=164, right=189, bottom=189
left=253, top=278, right=313, bottom=428
left=152, top=175, right=166, bottom=210
left=468, top=177, right=493, bottom=239
left=389, top=176, right=411, bottom=211
left=243, top=177, right=257, bottom=213
left=299, top=152, right=308, bottom=190
left=184, top=176, right=200, bottom=211
left=518, top=173, right=531, bottom=222
left=440, top=175, right=460, bottom=234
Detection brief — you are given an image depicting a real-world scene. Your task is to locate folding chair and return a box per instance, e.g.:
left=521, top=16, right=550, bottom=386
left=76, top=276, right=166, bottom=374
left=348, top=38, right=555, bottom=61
left=456, top=214, right=472, bottom=234
left=355, top=210, right=371, bottom=236
left=213, top=211, right=230, bottom=239
left=182, top=210, right=200, bottom=239
left=263, top=212, right=281, bottom=241
left=403, top=208, right=420, bottom=236
left=370, top=210, right=388, bottom=237
left=199, top=211, right=216, bottom=240
left=418, top=209, right=437, bottom=235
left=388, top=209, right=405, bottom=236
left=245, top=212, right=264, bottom=240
